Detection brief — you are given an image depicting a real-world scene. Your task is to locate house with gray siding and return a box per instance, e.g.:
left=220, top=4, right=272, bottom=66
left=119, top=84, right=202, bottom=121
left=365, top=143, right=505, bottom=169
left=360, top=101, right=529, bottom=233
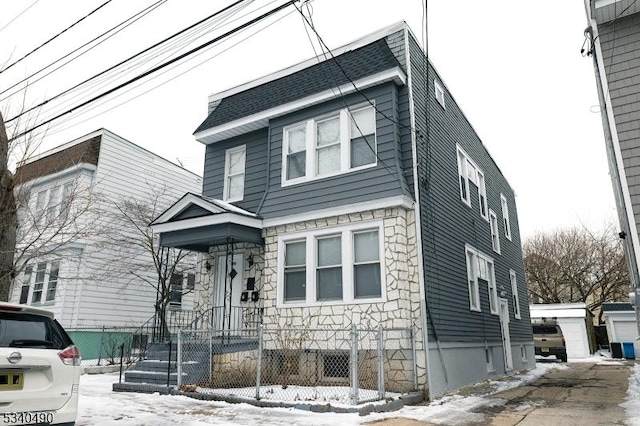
left=584, top=1, right=640, bottom=329
left=151, top=22, right=533, bottom=398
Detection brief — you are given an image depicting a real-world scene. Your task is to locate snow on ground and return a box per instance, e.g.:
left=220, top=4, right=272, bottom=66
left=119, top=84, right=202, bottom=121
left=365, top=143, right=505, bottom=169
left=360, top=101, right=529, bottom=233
left=78, top=363, right=568, bottom=426
left=622, top=364, right=640, bottom=426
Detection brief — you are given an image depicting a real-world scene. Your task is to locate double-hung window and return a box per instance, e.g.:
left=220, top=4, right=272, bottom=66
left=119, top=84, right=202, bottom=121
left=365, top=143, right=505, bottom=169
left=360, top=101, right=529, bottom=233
left=46, top=262, right=59, bottom=302
left=465, top=245, right=498, bottom=314
left=169, top=274, right=183, bottom=308
left=19, top=265, right=32, bottom=304
left=24, top=261, right=61, bottom=305
left=223, top=145, right=246, bottom=202
left=500, top=194, right=512, bottom=240
left=279, top=222, right=383, bottom=306
left=457, top=145, right=486, bottom=218
left=283, top=105, right=376, bottom=185
left=477, top=172, right=488, bottom=220
left=489, top=210, right=501, bottom=254
left=510, top=269, right=521, bottom=319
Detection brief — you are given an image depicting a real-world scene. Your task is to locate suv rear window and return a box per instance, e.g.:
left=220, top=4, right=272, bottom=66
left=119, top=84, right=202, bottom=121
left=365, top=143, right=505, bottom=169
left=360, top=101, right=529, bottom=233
left=0, top=312, right=72, bottom=349
left=533, top=325, right=560, bottom=335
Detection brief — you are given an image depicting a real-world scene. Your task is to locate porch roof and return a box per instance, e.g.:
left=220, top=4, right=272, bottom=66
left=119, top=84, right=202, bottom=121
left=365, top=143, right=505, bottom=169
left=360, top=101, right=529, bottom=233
left=150, top=193, right=263, bottom=252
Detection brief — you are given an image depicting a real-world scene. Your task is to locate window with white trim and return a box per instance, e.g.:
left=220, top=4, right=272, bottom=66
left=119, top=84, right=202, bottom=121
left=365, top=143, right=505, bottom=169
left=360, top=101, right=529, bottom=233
left=34, top=183, right=75, bottom=224
left=28, top=261, right=60, bottom=304
left=279, top=222, right=383, bottom=306
left=501, top=194, right=512, bottom=240
left=477, top=171, right=488, bottom=220
left=169, top=273, right=183, bottom=308
left=283, top=105, right=376, bottom=185
left=434, top=80, right=445, bottom=109
left=457, top=146, right=486, bottom=217
left=223, top=145, right=246, bottom=202
left=457, top=148, right=470, bottom=205
left=510, top=269, right=521, bottom=319
left=489, top=210, right=501, bottom=254
left=465, top=245, right=498, bottom=315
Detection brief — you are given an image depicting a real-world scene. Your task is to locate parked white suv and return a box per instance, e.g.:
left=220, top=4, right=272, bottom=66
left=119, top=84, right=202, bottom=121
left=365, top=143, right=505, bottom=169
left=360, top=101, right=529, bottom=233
left=0, top=303, right=81, bottom=425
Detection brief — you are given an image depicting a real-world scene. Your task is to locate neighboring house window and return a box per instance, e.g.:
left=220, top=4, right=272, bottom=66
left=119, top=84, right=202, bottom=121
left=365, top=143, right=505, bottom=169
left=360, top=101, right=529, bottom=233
left=489, top=210, right=501, bottom=254
left=477, top=171, right=488, bottom=220
left=60, top=183, right=73, bottom=222
left=46, top=262, right=59, bottom=302
left=500, top=194, right=512, bottom=240
left=46, top=186, right=60, bottom=223
left=434, top=80, right=446, bottom=109
left=278, top=222, right=383, bottom=306
left=169, top=274, right=183, bottom=308
left=510, top=269, right=521, bottom=319
left=19, top=265, right=32, bottom=304
left=186, top=273, right=196, bottom=290
left=284, top=240, right=306, bottom=302
left=223, top=145, right=246, bottom=202
left=31, top=262, right=47, bottom=304
left=35, top=190, right=46, bottom=220
left=466, top=244, right=497, bottom=315
left=282, top=105, right=376, bottom=185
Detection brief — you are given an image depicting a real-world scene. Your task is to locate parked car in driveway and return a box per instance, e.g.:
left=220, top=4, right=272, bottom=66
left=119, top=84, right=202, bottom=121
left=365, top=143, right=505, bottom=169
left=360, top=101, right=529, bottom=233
left=533, top=318, right=568, bottom=362
left=0, top=303, right=81, bottom=425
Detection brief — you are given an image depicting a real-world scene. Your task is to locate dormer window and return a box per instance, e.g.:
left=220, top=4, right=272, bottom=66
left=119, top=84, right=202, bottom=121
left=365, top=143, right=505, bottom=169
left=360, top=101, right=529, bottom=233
left=283, top=104, right=376, bottom=185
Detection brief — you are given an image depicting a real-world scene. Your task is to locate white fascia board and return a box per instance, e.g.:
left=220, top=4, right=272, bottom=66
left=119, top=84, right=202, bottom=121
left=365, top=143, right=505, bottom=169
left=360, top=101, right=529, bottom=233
left=151, top=212, right=262, bottom=233
left=152, top=193, right=226, bottom=225
left=261, top=195, right=414, bottom=228
left=195, top=68, right=407, bottom=144
left=530, top=308, right=587, bottom=319
left=208, top=197, right=258, bottom=217
left=207, top=21, right=408, bottom=104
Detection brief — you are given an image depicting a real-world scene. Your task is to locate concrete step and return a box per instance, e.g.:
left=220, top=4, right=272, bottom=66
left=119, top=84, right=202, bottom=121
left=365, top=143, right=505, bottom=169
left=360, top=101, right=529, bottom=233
left=135, top=360, right=176, bottom=373
left=124, top=370, right=185, bottom=385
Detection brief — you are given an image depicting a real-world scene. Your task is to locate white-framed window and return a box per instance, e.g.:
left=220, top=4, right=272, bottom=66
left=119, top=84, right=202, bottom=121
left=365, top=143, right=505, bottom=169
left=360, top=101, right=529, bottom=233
left=34, top=183, right=74, bottom=224
left=489, top=210, right=501, bottom=254
left=465, top=244, right=498, bottom=315
left=278, top=221, right=383, bottom=306
left=60, top=183, right=73, bottom=222
left=35, top=190, right=47, bottom=220
left=510, top=269, right=521, bottom=319
left=477, top=171, right=488, bottom=220
left=500, top=194, right=512, bottom=240
left=23, top=261, right=61, bottom=305
left=282, top=104, right=376, bottom=185
left=169, top=273, right=183, bottom=308
left=457, top=148, right=470, bottom=206
left=434, top=80, right=446, bottom=109
left=223, top=145, right=246, bottom=202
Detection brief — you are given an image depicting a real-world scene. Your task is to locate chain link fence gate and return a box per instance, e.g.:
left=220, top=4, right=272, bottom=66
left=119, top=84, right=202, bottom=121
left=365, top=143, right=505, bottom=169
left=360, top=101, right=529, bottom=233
left=177, top=325, right=416, bottom=405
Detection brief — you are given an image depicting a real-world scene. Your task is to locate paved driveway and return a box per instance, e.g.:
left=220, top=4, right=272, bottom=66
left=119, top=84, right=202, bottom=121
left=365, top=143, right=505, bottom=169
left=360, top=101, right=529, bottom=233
left=367, top=360, right=633, bottom=426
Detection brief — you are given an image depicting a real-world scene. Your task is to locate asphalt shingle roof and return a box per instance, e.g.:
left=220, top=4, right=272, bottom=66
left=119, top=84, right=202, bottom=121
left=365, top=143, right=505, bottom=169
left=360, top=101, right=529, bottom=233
left=194, top=38, right=401, bottom=134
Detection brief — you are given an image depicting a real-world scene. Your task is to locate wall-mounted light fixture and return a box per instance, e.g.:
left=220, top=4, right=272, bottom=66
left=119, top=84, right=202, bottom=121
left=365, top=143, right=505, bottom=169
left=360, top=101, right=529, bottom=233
left=205, top=261, right=211, bottom=271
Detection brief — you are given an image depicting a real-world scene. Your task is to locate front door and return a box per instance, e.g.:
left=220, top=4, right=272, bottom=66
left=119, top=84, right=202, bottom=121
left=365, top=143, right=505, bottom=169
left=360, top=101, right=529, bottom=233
left=499, top=298, right=513, bottom=371
left=214, top=253, right=244, bottom=331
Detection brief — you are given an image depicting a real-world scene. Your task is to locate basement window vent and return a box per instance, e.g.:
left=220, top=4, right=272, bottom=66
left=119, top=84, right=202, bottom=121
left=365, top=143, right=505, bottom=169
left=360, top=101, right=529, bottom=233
left=434, top=80, right=446, bottom=109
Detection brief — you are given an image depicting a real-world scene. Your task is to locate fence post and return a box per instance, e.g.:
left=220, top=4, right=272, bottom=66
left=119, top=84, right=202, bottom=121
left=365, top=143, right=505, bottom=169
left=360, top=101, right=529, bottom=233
left=410, top=327, right=418, bottom=391
left=209, top=329, right=213, bottom=385
left=177, top=330, right=182, bottom=390
left=166, top=340, right=172, bottom=391
left=378, top=325, right=385, bottom=399
left=255, top=324, right=263, bottom=400
left=350, top=324, right=359, bottom=405
left=118, top=343, right=124, bottom=383
left=97, top=326, right=105, bottom=366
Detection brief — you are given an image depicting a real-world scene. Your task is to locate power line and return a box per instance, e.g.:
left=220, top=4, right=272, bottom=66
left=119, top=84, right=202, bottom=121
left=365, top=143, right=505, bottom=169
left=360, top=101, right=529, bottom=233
left=0, top=0, right=41, bottom=35
left=6, top=0, right=248, bottom=124
left=0, top=0, right=168, bottom=101
left=1, top=0, right=114, bottom=74
left=10, top=0, right=301, bottom=141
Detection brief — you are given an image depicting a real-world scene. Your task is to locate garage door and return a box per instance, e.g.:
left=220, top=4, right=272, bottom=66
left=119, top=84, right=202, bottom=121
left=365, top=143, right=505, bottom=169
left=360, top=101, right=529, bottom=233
left=558, top=318, right=589, bottom=359
left=613, top=320, right=637, bottom=342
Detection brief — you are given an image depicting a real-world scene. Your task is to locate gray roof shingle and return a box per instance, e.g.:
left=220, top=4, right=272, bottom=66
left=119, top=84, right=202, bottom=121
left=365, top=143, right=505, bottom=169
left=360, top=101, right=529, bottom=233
left=194, top=38, right=401, bottom=134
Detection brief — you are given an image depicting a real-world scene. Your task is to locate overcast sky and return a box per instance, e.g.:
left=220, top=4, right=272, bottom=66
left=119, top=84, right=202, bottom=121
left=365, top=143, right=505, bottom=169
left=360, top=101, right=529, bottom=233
left=0, top=0, right=616, bottom=240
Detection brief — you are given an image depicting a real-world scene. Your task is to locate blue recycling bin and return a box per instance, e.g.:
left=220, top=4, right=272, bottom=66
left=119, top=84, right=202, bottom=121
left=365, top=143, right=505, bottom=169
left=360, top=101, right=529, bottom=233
left=623, top=342, right=635, bottom=359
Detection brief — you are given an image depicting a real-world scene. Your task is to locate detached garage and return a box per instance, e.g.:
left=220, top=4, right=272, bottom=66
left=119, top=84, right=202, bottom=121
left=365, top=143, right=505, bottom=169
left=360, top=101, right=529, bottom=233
left=530, top=303, right=596, bottom=359
left=602, top=302, right=638, bottom=342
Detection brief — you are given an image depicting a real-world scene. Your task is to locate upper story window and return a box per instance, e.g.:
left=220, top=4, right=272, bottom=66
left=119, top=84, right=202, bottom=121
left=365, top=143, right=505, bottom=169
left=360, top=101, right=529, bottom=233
left=465, top=245, right=498, bottom=315
left=283, top=105, right=376, bottom=186
left=33, top=182, right=75, bottom=225
left=489, top=209, right=501, bottom=254
left=223, top=145, right=246, bottom=202
left=500, top=193, right=512, bottom=240
left=434, top=80, right=446, bottom=109
left=456, top=145, right=487, bottom=219
left=278, top=222, right=383, bottom=306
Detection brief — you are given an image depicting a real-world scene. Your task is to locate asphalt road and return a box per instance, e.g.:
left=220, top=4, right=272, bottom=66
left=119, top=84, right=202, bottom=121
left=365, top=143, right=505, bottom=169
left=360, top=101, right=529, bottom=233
left=368, top=360, right=633, bottom=426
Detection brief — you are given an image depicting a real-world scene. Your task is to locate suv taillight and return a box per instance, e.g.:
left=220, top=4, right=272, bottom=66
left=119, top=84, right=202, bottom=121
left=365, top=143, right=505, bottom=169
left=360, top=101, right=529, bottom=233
left=58, top=345, right=81, bottom=366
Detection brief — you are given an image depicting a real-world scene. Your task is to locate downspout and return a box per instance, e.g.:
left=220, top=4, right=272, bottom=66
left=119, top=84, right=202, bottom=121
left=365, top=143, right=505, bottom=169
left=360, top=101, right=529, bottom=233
left=404, top=26, right=434, bottom=400
left=587, top=9, right=640, bottom=337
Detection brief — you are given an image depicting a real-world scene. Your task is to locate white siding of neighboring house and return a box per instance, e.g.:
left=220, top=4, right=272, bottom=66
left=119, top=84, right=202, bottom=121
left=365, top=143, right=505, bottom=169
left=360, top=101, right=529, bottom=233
left=11, top=129, right=202, bottom=328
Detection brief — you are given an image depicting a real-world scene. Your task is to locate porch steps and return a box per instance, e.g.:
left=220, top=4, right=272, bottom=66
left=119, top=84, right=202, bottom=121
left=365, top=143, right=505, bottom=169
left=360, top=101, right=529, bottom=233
left=112, top=342, right=189, bottom=391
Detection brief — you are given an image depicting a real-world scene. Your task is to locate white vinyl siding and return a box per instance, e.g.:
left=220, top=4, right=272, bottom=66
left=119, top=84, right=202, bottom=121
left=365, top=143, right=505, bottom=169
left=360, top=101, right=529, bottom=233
left=282, top=105, right=376, bottom=186
left=223, top=145, right=246, bottom=202
left=278, top=221, right=384, bottom=307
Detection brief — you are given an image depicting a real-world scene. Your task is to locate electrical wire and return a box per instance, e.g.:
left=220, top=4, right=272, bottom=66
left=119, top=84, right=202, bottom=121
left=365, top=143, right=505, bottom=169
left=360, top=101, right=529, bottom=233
left=0, top=0, right=168, bottom=101
left=0, top=0, right=41, bottom=35
left=9, top=0, right=301, bottom=141
left=1, top=0, right=114, bottom=74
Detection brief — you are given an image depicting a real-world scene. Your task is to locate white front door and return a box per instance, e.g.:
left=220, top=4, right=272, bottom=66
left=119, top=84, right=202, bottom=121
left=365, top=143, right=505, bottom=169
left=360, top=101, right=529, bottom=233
left=499, top=298, right=513, bottom=371
left=214, top=253, right=244, bottom=331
